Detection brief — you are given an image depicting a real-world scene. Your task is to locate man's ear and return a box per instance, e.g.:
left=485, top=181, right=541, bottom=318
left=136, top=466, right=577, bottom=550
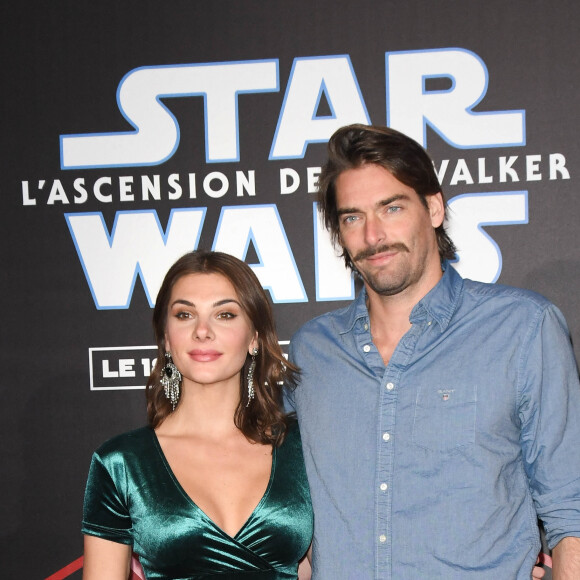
left=428, top=192, right=445, bottom=228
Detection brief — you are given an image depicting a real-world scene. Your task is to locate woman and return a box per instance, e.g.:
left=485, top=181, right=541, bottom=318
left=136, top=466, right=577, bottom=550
left=82, top=250, right=313, bottom=579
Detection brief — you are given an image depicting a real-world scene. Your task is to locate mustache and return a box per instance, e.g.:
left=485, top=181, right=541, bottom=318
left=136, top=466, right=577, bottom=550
left=352, top=243, right=409, bottom=262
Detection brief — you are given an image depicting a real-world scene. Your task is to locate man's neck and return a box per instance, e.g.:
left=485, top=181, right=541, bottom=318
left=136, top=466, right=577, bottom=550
left=366, top=267, right=443, bottom=365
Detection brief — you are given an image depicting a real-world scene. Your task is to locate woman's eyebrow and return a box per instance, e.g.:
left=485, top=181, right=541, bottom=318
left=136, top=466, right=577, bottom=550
left=169, top=298, right=241, bottom=308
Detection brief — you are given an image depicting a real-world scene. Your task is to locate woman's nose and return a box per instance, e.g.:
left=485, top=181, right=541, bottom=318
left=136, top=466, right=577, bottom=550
left=193, top=318, right=214, bottom=340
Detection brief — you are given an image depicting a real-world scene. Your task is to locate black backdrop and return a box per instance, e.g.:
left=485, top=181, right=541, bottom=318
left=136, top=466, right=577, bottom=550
left=2, top=2, right=579, bottom=577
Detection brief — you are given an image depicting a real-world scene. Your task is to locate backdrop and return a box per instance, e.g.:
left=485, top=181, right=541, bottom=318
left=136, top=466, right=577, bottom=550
left=2, top=1, right=578, bottom=578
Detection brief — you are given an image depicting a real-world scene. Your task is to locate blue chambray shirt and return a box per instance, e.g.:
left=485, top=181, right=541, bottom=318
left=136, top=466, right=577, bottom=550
left=287, top=265, right=580, bottom=579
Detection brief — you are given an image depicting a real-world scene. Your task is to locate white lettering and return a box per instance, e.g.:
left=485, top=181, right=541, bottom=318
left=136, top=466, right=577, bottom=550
left=526, top=154, right=542, bottom=181
left=22, top=181, right=36, bottom=206
left=270, top=56, right=369, bottom=159
left=66, top=208, right=206, bottom=308
left=73, top=178, right=89, bottom=204
left=61, top=60, right=279, bottom=168
left=307, top=167, right=321, bottom=193
left=235, top=170, right=256, bottom=197
left=447, top=191, right=528, bottom=282
left=102, top=360, right=118, bottom=378
left=119, top=359, right=136, bottom=378
left=213, top=205, right=307, bottom=303
left=141, top=358, right=154, bottom=376
left=119, top=176, right=134, bottom=202
left=203, top=172, right=229, bottom=198
left=434, top=159, right=449, bottom=183
left=477, top=158, right=493, bottom=184
left=94, top=177, right=113, bottom=203
left=313, top=202, right=354, bottom=300
left=499, top=156, right=519, bottom=182
left=188, top=173, right=197, bottom=198
left=47, top=180, right=69, bottom=205
left=387, top=48, right=525, bottom=148
left=449, top=159, right=474, bottom=185
left=167, top=174, right=182, bottom=200
left=280, top=168, right=300, bottom=194
left=141, top=175, right=161, bottom=200
left=549, top=153, right=570, bottom=180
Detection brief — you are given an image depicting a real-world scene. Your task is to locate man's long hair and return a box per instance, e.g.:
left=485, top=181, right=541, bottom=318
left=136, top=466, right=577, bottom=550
left=317, top=124, right=456, bottom=270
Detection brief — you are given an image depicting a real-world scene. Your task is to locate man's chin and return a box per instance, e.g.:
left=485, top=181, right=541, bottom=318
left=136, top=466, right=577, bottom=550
left=360, top=271, right=408, bottom=297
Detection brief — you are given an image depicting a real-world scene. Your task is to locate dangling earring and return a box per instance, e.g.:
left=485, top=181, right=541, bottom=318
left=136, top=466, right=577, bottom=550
left=246, top=347, right=258, bottom=407
left=161, top=352, right=182, bottom=411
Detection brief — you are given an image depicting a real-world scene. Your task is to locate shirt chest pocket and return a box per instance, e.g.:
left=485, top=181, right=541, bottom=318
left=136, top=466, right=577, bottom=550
left=412, top=385, right=477, bottom=452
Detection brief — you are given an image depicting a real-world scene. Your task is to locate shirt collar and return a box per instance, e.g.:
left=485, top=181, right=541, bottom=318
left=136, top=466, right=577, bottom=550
left=409, top=262, right=463, bottom=331
left=336, top=262, right=464, bottom=335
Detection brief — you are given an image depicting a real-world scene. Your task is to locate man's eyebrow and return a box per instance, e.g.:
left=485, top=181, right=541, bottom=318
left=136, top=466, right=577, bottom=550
left=376, top=193, right=410, bottom=207
left=377, top=193, right=411, bottom=205
left=337, top=206, right=359, bottom=216
left=337, top=193, right=410, bottom=215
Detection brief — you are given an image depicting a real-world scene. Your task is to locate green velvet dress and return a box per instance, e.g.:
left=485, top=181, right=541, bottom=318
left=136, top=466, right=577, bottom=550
left=82, top=423, right=313, bottom=579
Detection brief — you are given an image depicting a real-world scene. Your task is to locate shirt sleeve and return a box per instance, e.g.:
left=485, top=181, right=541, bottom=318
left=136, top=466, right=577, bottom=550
left=519, top=303, right=580, bottom=549
left=82, top=450, right=133, bottom=545
left=283, top=339, right=299, bottom=413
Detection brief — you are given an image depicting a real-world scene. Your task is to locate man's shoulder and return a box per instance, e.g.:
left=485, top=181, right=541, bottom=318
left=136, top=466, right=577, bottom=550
left=292, top=302, right=354, bottom=341
left=462, top=278, right=553, bottom=312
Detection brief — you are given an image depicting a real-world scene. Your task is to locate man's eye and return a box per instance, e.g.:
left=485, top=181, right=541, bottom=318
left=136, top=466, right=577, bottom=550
left=387, top=205, right=401, bottom=213
left=342, top=215, right=358, bottom=224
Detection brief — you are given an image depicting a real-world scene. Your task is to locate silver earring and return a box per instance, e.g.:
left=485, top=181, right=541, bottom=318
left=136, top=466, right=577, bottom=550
left=161, top=352, right=182, bottom=411
left=246, top=348, right=258, bottom=407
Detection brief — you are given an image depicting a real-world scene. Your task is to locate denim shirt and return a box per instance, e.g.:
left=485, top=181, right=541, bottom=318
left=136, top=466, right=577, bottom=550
left=287, top=265, right=580, bottom=579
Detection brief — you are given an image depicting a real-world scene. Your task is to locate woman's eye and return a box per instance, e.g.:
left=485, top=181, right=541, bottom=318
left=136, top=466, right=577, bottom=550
left=217, top=311, right=236, bottom=320
left=175, top=311, right=192, bottom=320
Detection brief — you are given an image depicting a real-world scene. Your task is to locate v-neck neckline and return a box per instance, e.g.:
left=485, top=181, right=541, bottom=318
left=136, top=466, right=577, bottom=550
left=150, top=427, right=277, bottom=540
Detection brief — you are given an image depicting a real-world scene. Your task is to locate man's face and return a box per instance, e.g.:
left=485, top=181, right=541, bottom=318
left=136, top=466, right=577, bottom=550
left=335, top=164, right=444, bottom=298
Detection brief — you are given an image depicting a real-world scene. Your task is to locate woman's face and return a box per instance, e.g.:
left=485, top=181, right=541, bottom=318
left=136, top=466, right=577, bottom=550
left=164, top=272, right=258, bottom=393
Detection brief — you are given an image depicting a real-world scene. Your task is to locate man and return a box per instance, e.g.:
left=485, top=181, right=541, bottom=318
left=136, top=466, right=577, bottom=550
left=287, top=124, right=580, bottom=579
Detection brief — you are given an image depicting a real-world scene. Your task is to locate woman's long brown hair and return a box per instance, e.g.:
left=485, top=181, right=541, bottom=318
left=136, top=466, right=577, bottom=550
left=146, top=250, right=298, bottom=446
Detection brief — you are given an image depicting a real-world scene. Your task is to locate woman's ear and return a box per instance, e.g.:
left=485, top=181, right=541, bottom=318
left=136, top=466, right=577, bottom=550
left=249, top=332, right=259, bottom=354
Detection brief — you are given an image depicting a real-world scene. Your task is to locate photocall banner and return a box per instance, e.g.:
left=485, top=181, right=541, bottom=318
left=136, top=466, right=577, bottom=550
left=2, top=1, right=578, bottom=577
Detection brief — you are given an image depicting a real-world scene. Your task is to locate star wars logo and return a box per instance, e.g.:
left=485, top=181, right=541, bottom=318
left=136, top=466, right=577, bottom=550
left=50, top=48, right=569, bottom=308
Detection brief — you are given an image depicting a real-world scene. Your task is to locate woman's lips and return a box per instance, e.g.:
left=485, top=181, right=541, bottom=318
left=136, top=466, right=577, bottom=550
left=188, top=350, right=222, bottom=362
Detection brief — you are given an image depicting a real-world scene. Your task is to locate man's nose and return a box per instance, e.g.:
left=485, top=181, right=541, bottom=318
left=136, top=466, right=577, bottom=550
left=364, top=214, right=385, bottom=246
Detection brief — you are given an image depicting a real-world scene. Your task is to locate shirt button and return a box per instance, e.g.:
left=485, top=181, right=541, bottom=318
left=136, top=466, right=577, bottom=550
left=379, top=534, right=387, bottom=543
left=380, top=483, right=388, bottom=491
left=364, top=323, right=369, bottom=331
left=363, top=344, right=371, bottom=352
left=382, top=432, right=390, bottom=441
left=386, top=382, right=394, bottom=390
